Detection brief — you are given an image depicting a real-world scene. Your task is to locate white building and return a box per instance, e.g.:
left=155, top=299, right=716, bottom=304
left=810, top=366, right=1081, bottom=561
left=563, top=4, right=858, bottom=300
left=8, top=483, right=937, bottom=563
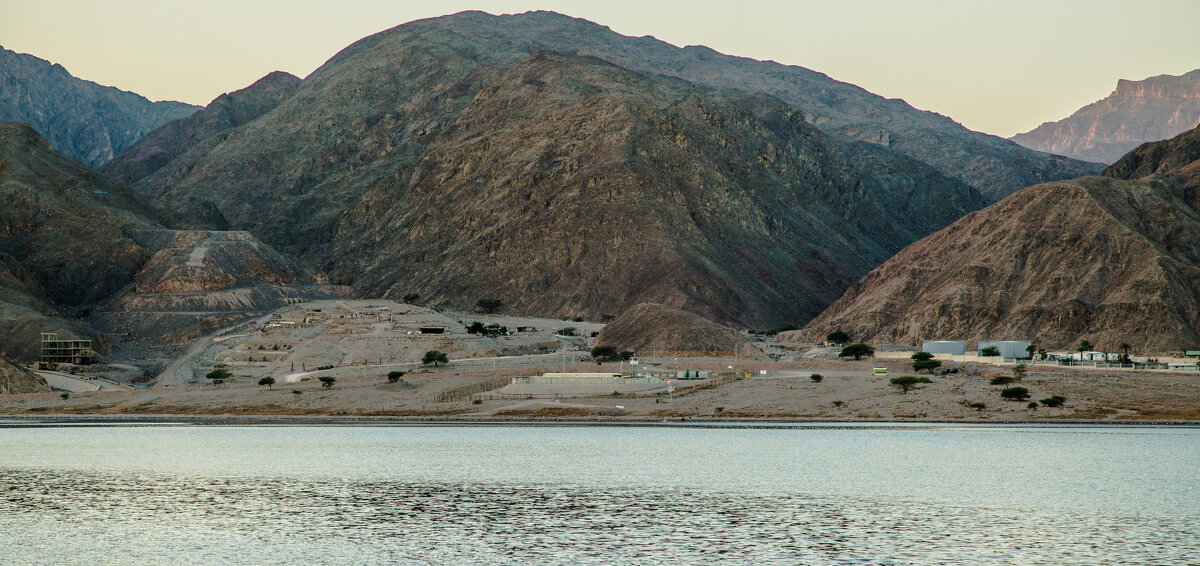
left=978, top=340, right=1032, bottom=358
left=922, top=340, right=966, bottom=355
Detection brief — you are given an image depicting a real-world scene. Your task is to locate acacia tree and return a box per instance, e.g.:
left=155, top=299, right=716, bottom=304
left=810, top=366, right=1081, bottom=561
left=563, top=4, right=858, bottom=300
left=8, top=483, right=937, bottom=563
left=206, top=368, right=231, bottom=386
left=1012, top=364, right=1028, bottom=383
left=827, top=330, right=850, bottom=344
left=980, top=346, right=1001, bottom=357
left=890, top=376, right=932, bottom=394
left=318, top=376, right=336, bottom=390
left=590, top=345, right=620, bottom=362
left=839, top=343, right=874, bottom=360
left=423, top=350, right=449, bottom=367
left=387, top=370, right=406, bottom=383
left=1000, top=387, right=1030, bottom=401
left=258, top=377, right=275, bottom=389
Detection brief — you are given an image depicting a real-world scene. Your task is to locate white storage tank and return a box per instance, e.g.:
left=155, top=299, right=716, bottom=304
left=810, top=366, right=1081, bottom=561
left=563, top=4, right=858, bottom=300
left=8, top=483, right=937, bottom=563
left=922, top=340, right=966, bottom=355
left=978, top=340, right=1032, bottom=358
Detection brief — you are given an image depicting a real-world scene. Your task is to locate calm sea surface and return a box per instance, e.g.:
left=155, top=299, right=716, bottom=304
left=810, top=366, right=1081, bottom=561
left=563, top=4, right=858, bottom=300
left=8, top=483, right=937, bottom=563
left=1, top=423, right=1197, bottom=565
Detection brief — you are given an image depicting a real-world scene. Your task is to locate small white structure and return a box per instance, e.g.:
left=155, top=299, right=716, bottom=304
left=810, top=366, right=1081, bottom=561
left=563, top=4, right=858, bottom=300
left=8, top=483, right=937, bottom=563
left=922, top=340, right=966, bottom=355
left=1069, top=351, right=1118, bottom=362
left=1167, top=363, right=1199, bottom=372
left=978, top=340, right=1032, bottom=358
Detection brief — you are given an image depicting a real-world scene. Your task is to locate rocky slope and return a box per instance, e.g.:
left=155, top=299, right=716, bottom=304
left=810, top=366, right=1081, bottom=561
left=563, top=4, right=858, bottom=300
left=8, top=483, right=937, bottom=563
left=792, top=125, right=1200, bottom=352
left=318, top=11, right=1100, bottom=201
left=1012, top=69, right=1200, bottom=164
left=101, top=71, right=302, bottom=185
left=134, top=49, right=983, bottom=327
left=595, top=303, right=755, bottom=356
left=0, top=355, right=48, bottom=394
left=0, top=47, right=198, bottom=167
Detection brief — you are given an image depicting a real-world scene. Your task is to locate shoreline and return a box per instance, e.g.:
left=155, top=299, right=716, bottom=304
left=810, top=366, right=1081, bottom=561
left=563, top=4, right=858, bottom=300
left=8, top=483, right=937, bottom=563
left=3, top=414, right=1198, bottom=428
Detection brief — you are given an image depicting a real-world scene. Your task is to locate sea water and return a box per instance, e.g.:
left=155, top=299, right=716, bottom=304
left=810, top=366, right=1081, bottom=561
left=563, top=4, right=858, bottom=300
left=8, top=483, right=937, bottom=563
left=1, top=423, right=1197, bottom=564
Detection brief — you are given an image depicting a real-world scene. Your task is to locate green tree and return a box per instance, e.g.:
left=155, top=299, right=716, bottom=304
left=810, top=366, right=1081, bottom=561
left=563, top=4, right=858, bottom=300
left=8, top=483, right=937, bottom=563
left=1026, top=344, right=1036, bottom=359
left=1039, top=395, right=1066, bottom=407
left=402, top=293, right=420, bottom=303
left=466, top=321, right=485, bottom=334
left=475, top=298, right=502, bottom=313
left=1037, top=348, right=1047, bottom=360
left=989, top=376, right=1016, bottom=386
left=318, top=376, right=336, bottom=390
left=1012, top=364, right=1027, bottom=383
left=1000, top=387, right=1030, bottom=401
left=980, top=346, right=1001, bottom=357
left=913, top=359, right=942, bottom=373
left=890, top=376, right=932, bottom=394
left=838, top=343, right=874, bottom=360
left=1119, top=342, right=1132, bottom=362
left=810, top=373, right=823, bottom=383
left=619, top=351, right=635, bottom=361
left=557, top=327, right=577, bottom=337
left=206, top=368, right=232, bottom=386
left=826, top=330, right=850, bottom=344
left=911, top=351, right=934, bottom=361
left=387, top=370, right=406, bottom=383
left=590, top=345, right=620, bottom=362
left=423, top=350, right=449, bottom=367
left=258, top=377, right=275, bottom=389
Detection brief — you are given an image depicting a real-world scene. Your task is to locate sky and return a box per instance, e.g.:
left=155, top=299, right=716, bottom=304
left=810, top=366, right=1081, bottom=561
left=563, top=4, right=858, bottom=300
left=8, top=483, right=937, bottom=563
left=2, top=0, right=1198, bottom=137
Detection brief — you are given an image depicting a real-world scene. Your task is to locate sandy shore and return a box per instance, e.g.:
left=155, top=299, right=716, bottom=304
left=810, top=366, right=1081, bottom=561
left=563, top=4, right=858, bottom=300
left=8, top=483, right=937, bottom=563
left=4, top=357, right=1198, bottom=422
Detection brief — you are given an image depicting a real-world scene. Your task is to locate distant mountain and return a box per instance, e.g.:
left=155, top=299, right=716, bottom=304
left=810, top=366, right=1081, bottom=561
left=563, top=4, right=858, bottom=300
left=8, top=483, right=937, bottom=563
left=792, top=124, right=1200, bottom=352
left=102, top=71, right=302, bottom=184
left=1011, top=69, right=1200, bottom=164
left=0, top=47, right=198, bottom=167
left=595, top=303, right=755, bottom=356
left=130, top=46, right=984, bottom=328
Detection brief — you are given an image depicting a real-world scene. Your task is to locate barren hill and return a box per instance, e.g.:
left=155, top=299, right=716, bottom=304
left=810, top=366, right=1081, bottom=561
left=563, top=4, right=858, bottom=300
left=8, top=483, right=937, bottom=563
left=0, top=355, right=47, bottom=394
left=794, top=125, right=1200, bottom=352
left=595, top=303, right=755, bottom=356
left=0, top=47, right=198, bottom=166
left=126, top=15, right=997, bottom=327
left=1012, top=69, right=1200, bottom=164
left=101, top=71, right=302, bottom=185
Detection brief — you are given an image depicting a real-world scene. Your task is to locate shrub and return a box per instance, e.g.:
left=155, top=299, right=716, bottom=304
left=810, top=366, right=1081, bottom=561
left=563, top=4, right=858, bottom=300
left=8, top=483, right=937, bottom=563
left=60, top=392, right=70, bottom=400
left=318, top=376, right=336, bottom=389
left=832, top=400, right=845, bottom=407
left=557, top=327, right=577, bottom=337
left=1039, top=395, right=1066, bottom=407
left=292, top=390, right=302, bottom=395
left=838, top=343, right=874, bottom=360
left=890, top=376, right=932, bottom=394
left=466, top=321, right=485, bottom=334
left=619, top=351, right=635, bottom=361
left=810, top=373, right=823, bottom=383
left=402, top=293, right=420, bottom=303
left=1028, top=402, right=1039, bottom=409
left=967, top=401, right=986, bottom=410
left=387, top=370, right=406, bottom=383
left=1000, top=387, right=1030, bottom=401
left=572, top=316, right=584, bottom=322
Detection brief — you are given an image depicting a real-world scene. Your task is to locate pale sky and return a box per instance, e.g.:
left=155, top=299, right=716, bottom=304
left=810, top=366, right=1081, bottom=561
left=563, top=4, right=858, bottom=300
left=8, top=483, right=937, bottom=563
left=2, top=0, right=1198, bottom=137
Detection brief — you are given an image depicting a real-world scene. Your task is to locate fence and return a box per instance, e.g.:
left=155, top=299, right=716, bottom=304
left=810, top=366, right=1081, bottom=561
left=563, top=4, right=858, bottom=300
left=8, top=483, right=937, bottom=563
left=431, top=377, right=512, bottom=403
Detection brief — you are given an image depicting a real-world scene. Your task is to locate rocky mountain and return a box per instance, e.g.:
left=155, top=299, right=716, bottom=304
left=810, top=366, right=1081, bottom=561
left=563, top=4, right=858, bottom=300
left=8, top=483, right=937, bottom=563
left=1012, top=69, right=1200, bottom=164
left=0, top=355, right=48, bottom=394
left=132, top=47, right=984, bottom=327
left=792, top=125, right=1200, bottom=352
left=595, top=303, right=755, bottom=356
left=0, top=122, right=161, bottom=361
left=0, top=123, right=342, bottom=366
left=314, top=11, right=1100, bottom=201
left=101, top=71, right=302, bottom=184
left=0, top=47, right=199, bottom=167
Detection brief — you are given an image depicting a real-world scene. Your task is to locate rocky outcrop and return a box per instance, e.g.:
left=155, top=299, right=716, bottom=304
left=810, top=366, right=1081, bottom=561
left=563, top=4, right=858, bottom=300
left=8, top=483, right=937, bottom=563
left=0, top=355, right=48, bottom=394
left=134, top=48, right=984, bottom=328
left=795, top=125, right=1200, bottom=352
left=101, top=71, right=301, bottom=184
left=1012, top=69, right=1200, bottom=164
left=0, top=47, right=198, bottom=167
left=595, top=303, right=755, bottom=356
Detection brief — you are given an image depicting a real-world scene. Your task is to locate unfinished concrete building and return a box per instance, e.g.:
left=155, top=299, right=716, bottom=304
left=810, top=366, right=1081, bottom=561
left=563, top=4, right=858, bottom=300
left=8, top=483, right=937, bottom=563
left=40, top=332, right=93, bottom=365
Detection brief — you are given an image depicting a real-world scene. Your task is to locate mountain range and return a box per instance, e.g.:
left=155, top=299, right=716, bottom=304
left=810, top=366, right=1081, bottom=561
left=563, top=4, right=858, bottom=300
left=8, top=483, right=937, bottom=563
left=793, top=123, right=1200, bottom=352
left=113, top=10, right=1103, bottom=328
left=0, top=47, right=199, bottom=167
left=1012, top=69, right=1200, bottom=164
